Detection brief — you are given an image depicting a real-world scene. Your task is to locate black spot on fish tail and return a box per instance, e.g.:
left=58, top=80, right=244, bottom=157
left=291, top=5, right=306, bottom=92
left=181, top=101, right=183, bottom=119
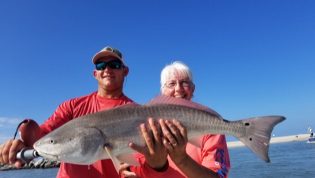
left=237, top=116, right=286, bottom=163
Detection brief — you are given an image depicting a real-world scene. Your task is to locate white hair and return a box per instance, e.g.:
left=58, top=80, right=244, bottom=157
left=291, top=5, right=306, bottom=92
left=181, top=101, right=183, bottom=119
left=160, top=61, right=193, bottom=90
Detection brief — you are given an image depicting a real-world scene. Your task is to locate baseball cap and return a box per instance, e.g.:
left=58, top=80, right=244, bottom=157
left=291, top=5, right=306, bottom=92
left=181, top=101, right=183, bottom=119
left=92, top=46, right=125, bottom=65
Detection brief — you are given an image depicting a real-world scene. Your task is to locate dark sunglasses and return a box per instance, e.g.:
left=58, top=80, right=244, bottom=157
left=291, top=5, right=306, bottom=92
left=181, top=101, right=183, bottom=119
left=95, top=60, right=124, bottom=70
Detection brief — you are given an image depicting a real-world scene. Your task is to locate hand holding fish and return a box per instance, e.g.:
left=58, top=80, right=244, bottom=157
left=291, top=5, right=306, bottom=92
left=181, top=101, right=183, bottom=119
left=129, top=118, right=168, bottom=171
left=160, top=119, right=222, bottom=178
left=160, top=119, right=189, bottom=166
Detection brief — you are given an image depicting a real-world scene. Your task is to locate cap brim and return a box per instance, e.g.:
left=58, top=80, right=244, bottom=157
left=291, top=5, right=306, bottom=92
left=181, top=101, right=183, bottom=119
left=92, top=51, right=123, bottom=64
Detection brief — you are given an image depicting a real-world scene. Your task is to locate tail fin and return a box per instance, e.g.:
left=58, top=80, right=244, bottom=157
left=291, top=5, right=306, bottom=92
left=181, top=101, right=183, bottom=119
left=237, top=116, right=285, bottom=162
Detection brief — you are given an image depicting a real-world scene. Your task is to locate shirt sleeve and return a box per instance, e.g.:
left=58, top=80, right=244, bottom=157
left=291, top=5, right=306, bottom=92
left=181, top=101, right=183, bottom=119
left=200, top=134, right=231, bottom=178
left=39, top=100, right=74, bottom=135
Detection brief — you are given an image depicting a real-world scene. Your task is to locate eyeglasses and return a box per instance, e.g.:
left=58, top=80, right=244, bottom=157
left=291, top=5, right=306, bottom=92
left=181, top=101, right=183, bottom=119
left=164, top=80, right=192, bottom=89
left=95, top=60, right=124, bottom=70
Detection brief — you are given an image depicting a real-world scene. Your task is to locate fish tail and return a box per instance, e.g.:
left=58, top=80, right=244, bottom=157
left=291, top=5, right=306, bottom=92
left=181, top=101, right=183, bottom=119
left=237, top=116, right=285, bottom=162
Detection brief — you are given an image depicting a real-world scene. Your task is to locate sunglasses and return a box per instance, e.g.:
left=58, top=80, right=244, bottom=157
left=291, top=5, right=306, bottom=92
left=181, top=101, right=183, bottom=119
left=95, top=60, right=124, bottom=70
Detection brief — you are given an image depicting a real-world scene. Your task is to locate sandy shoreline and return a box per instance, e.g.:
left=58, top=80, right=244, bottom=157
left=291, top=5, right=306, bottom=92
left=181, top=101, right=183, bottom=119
left=227, top=134, right=310, bottom=148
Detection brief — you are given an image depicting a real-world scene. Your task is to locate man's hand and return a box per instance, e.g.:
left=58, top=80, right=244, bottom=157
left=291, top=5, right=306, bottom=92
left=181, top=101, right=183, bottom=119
left=0, top=139, right=26, bottom=168
left=129, top=117, right=168, bottom=170
left=119, top=163, right=139, bottom=178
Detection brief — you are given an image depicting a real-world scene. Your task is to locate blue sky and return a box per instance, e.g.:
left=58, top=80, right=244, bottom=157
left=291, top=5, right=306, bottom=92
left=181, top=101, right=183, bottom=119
left=0, top=0, right=314, bottom=143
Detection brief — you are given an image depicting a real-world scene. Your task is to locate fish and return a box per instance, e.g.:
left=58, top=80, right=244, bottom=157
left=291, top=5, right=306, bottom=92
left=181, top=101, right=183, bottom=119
left=34, top=95, right=285, bottom=167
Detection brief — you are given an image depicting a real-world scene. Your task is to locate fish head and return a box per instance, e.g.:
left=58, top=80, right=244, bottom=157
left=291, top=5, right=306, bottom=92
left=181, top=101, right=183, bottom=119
left=34, top=125, right=107, bottom=165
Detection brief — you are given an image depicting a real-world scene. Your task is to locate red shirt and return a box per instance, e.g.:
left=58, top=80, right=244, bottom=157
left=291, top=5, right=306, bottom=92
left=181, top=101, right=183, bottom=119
left=130, top=134, right=230, bottom=178
left=39, top=92, right=133, bottom=178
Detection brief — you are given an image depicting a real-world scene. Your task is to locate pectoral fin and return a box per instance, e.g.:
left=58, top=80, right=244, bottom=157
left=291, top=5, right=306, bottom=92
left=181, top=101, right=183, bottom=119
left=104, top=146, right=121, bottom=173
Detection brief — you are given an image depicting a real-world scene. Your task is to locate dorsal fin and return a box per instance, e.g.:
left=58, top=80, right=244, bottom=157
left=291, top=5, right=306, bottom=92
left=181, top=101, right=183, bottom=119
left=146, top=95, right=221, bottom=117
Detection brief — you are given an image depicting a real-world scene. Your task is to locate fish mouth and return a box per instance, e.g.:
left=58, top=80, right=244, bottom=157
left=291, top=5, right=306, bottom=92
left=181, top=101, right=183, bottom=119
left=36, top=150, right=59, bottom=161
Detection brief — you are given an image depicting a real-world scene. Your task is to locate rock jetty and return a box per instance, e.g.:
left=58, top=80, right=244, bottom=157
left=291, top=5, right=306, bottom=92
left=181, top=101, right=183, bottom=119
left=0, top=158, right=60, bottom=171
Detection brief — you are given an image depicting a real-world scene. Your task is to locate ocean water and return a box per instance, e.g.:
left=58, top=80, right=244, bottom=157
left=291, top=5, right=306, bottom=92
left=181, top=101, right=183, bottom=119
left=0, top=141, right=314, bottom=178
left=228, top=141, right=315, bottom=178
left=0, top=168, right=58, bottom=178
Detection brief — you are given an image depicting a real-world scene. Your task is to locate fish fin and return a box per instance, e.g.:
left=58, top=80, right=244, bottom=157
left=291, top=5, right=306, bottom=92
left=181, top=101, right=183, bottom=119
left=188, top=136, right=203, bottom=148
left=116, top=153, right=140, bottom=166
left=237, top=116, right=286, bottom=163
left=147, top=95, right=221, bottom=117
left=104, top=146, right=121, bottom=173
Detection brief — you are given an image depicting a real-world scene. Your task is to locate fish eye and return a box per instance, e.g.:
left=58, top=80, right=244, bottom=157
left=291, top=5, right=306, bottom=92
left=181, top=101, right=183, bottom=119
left=50, top=140, right=55, bottom=144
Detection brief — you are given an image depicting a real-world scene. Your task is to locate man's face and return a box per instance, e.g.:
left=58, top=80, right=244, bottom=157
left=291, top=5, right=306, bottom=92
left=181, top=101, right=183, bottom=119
left=93, top=58, right=128, bottom=91
left=161, top=74, right=195, bottom=100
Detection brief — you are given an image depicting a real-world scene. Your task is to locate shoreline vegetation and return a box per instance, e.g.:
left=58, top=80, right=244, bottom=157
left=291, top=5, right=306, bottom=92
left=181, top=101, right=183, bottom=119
left=0, top=134, right=310, bottom=171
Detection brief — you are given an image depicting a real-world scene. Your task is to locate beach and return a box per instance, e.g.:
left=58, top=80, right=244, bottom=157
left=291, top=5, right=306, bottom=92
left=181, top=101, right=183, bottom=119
left=227, top=134, right=310, bottom=148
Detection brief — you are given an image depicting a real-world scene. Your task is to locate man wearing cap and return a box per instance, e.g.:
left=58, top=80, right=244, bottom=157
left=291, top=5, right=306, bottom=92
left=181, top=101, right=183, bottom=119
left=0, top=46, right=133, bottom=178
